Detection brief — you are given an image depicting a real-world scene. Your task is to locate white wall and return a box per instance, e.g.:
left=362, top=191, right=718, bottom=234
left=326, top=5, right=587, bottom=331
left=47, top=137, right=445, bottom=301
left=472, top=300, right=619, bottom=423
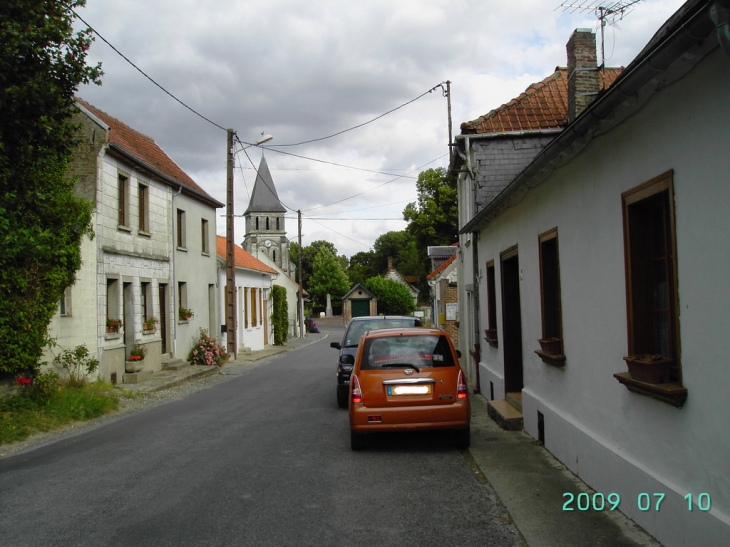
left=475, top=48, right=730, bottom=545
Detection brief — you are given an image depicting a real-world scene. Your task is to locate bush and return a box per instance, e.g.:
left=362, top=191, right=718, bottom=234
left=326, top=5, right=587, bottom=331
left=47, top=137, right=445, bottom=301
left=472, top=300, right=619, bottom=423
left=5, top=370, right=60, bottom=411
left=364, top=277, right=416, bottom=315
left=188, top=329, right=229, bottom=367
left=53, top=344, right=99, bottom=386
left=271, top=285, right=288, bottom=346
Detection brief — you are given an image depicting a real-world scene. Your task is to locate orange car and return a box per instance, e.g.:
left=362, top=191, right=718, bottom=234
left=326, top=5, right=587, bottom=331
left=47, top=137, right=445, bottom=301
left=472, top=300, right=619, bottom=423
left=347, top=327, right=471, bottom=450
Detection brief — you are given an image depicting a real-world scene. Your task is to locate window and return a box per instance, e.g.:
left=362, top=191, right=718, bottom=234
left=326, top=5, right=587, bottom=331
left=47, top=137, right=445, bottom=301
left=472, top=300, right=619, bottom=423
left=616, top=171, right=686, bottom=406
left=485, top=261, right=498, bottom=347
left=60, top=287, right=71, bottom=317
left=138, top=183, right=149, bottom=233
left=537, top=228, right=564, bottom=362
left=176, top=209, right=186, bottom=249
left=118, top=174, right=130, bottom=227
left=251, top=287, right=258, bottom=326
left=178, top=281, right=188, bottom=321
left=106, top=278, right=120, bottom=331
left=266, top=217, right=270, bottom=231
left=244, top=288, right=249, bottom=328
left=201, top=218, right=209, bottom=254
left=623, top=172, right=679, bottom=366
left=141, top=281, right=151, bottom=319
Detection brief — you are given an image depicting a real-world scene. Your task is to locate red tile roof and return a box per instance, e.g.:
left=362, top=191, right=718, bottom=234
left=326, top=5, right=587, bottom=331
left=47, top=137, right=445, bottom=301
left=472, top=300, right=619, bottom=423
left=75, top=97, right=220, bottom=205
left=461, top=67, right=623, bottom=134
left=215, top=236, right=278, bottom=275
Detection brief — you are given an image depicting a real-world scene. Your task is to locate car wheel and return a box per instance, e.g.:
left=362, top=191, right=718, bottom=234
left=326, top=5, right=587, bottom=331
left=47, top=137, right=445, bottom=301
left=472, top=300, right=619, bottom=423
left=454, top=426, right=470, bottom=449
left=351, top=430, right=368, bottom=451
left=337, top=387, right=348, bottom=409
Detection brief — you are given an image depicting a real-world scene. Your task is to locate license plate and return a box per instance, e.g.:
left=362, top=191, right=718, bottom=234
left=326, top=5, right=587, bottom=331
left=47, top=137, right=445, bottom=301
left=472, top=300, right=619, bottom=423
left=387, top=384, right=432, bottom=396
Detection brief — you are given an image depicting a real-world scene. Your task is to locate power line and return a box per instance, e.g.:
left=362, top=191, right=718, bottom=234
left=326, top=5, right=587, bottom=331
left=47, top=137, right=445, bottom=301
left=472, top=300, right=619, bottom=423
left=73, top=10, right=228, bottom=133
left=303, top=153, right=448, bottom=213
left=269, top=82, right=449, bottom=147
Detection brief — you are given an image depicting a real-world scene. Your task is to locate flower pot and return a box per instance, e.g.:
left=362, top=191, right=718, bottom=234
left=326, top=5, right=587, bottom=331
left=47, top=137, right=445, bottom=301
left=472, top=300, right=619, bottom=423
left=125, top=360, right=144, bottom=373
left=623, top=355, right=673, bottom=384
left=538, top=337, right=563, bottom=355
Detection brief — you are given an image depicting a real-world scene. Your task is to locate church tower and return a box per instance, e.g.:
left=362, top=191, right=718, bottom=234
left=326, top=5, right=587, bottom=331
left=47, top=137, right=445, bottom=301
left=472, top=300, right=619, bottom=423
left=242, top=155, right=292, bottom=275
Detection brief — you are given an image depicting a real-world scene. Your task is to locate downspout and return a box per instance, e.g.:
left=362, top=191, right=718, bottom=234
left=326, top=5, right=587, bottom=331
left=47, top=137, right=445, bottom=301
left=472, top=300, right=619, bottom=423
left=471, top=230, right=481, bottom=394
left=711, top=1, right=730, bottom=53
left=171, top=184, right=183, bottom=357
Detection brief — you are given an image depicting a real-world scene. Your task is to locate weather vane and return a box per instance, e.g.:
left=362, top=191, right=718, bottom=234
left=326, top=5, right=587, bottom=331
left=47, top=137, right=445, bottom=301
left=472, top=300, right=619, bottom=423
left=557, top=1, right=645, bottom=69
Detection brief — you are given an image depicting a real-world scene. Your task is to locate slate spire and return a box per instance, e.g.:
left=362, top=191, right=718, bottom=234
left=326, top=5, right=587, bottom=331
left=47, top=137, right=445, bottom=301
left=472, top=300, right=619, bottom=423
left=245, top=156, right=286, bottom=214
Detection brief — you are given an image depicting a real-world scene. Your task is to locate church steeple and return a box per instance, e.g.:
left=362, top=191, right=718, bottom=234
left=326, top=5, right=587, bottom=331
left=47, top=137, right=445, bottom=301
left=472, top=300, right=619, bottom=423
left=242, top=156, right=291, bottom=275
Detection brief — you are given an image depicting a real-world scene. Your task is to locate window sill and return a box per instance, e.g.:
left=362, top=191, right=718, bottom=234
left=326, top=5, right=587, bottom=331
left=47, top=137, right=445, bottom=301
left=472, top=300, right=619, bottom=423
left=118, top=225, right=131, bottom=233
left=613, top=372, right=687, bottom=408
left=142, top=328, right=156, bottom=335
left=177, top=246, right=187, bottom=252
left=535, top=350, right=566, bottom=367
left=138, top=230, right=152, bottom=238
left=105, top=332, right=121, bottom=341
left=202, top=251, right=210, bottom=257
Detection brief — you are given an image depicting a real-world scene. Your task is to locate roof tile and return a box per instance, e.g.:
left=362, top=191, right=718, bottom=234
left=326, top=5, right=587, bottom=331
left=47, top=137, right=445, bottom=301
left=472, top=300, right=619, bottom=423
left=461, top=67, right=622, bottom=134
left=215, top=236, right=278, bottom=275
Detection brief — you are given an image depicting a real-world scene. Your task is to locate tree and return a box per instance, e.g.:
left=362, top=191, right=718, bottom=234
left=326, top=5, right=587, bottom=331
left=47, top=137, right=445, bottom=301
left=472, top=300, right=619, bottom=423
left=308, top=247, right=350, bottom=309
left=291, top=240, right=343, bottom=289
left=271, top=285, right=288, bottom=346
left=364, top=277, right=415, bottom=316
left=403, top=167, right=458, bottom=250
left=0, top=1, right=102, bottom=376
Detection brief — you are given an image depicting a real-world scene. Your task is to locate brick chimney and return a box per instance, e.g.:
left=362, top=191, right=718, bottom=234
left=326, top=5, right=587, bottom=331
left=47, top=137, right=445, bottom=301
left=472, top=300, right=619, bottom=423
left=566, top=29, right=600, bottom=123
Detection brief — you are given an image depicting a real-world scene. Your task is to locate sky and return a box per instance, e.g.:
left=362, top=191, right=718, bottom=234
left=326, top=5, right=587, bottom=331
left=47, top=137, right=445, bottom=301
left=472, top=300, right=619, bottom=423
left=73, top=0, right=686, bottom=260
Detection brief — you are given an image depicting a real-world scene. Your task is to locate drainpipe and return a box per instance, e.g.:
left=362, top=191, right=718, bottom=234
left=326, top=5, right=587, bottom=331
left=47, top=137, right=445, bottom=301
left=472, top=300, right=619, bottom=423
left=711, top=1, right=730, bottom=54
left=171, top=185, right=183, bottom=357
left=471, top=230, right=481, bottom=394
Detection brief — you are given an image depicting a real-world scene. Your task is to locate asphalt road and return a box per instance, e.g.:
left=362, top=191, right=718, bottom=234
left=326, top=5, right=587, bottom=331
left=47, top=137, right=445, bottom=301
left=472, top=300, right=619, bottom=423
left=0, top=331, right=525, bottom=547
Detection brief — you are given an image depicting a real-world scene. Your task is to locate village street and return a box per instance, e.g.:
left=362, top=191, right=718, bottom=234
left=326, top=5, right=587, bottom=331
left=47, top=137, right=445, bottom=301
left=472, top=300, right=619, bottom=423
left=0, top=325, right=525, bottom=547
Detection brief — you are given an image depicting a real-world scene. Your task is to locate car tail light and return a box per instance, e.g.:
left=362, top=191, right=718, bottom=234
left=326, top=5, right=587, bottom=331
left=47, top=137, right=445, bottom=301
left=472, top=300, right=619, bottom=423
left=351, top=374, right=363, bottom=404
left=457, top=370, right=468, bottom=400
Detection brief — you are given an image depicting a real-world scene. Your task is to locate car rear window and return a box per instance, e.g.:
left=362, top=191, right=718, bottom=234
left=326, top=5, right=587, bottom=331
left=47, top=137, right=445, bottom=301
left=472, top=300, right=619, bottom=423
left=344, top=318, right=419, bottom=347
left=360, top=334, right=455, bottom=370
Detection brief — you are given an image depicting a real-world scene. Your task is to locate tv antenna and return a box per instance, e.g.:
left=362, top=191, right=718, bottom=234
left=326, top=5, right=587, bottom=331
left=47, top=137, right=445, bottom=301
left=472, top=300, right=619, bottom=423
left=558, top=1, right=645, bottom=68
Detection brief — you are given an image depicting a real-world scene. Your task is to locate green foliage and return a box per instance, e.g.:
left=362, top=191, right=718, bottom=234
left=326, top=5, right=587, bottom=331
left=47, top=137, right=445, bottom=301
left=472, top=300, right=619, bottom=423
left=0, top=1, right=101, bottom=376
left=271, top=285, right=288, bottom=346
left=292, top=240, right=347, bottom=290
left=308, top=246, right=350, bottom=307
left=403, top=167, right=458, bottom=249
left=364, top=277, right=416, bottom=316
left=0, top=380, right=119, bottom=445
left=188, top=329, right=229, bottom=367
left=6, top=370, right=60, bottom=411
left=52, top=344, right=99, bottom=386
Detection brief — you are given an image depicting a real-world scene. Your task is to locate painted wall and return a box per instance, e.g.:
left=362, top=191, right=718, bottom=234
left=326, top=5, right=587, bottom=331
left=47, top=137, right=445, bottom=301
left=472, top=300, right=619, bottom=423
left=474, top=49, right=730, bottom=545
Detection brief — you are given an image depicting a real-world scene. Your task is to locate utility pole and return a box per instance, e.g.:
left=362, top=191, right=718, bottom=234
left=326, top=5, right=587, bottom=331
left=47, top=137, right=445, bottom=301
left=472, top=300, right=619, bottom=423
left=446, top=80, right=453, bottom=162
left=225, top=128, right=237, bottom=359
left=298, top=209, right=305, bottom=339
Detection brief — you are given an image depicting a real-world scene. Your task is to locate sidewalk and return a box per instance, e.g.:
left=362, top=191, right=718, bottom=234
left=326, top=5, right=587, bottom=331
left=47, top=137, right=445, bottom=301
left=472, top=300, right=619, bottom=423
left=468, top=394, right=661, bottom=547
left=118, top=331, right=328, bottom=395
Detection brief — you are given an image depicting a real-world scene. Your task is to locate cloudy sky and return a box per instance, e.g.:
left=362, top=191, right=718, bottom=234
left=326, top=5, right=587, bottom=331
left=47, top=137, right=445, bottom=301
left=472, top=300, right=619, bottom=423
left=74, top=0, right=685, bottom=259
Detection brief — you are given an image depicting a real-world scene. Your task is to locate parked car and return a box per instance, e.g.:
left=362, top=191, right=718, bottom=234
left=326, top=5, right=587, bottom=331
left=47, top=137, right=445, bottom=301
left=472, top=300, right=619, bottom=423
left=347, top=327, right=470, bottom=450
left=331, top=315, right=422, bottom=408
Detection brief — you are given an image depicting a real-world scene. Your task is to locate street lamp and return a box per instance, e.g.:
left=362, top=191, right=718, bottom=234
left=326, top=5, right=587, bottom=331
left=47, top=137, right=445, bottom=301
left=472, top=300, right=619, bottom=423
left=226, top=131, right=272, bottom=359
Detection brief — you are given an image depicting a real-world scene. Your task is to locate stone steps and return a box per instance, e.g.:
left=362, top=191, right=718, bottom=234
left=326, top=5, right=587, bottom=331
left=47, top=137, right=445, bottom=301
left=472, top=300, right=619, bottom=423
left=487, top=397, right=524, bottom=431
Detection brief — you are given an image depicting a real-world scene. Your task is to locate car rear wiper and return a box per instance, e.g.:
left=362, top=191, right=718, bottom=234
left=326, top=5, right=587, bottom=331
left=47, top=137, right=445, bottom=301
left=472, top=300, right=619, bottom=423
left=380, top=363, right=420, bottom=372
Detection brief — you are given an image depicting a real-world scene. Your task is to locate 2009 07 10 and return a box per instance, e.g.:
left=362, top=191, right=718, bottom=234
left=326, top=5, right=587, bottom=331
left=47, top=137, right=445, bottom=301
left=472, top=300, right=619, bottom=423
left=563, top=492, right=712, bottom=512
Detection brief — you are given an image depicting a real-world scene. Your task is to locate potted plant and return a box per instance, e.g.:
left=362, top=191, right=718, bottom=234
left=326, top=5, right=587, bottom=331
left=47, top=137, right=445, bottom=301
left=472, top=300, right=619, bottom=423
left=143, top=316, right=158, bottom=332
left=623, top=354, right=674, bottom=384
left=538, top=337, right=563, bottom=355
left=179, top=307, right=194, bottom=321
left=106, top=316, right=123, bottom=333
left=126, top=345, right=148, bottom=373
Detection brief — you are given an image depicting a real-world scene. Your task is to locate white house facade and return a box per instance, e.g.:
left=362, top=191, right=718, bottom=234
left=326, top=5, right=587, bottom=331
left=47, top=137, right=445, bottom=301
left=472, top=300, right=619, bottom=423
left=456, top=2, right=730, bottom=545
left=216, top=236, right=277, bottom=353
left=47, top=98, right=222, bottom=384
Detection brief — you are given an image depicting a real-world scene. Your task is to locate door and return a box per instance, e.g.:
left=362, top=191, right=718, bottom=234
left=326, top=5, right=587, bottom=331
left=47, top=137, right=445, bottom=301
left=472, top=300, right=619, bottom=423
left=123, top=282, right=134, bottom=357
left=159, top=284, right=168, bottom=354
left=500, top=248, right=523, bottom=393
left=351, top=299, right=370, bottom=318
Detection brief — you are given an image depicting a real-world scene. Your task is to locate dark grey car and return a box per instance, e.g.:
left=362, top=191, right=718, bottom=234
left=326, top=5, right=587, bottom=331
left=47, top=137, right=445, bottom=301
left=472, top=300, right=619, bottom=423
left=330, top=315, right=422, bottom=408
